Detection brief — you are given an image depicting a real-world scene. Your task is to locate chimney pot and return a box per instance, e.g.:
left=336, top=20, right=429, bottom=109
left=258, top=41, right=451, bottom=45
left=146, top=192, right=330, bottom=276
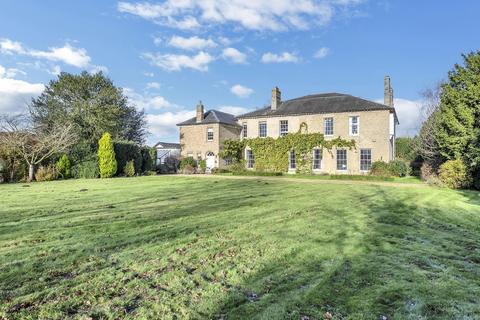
left=196, top=101, right=204, bottom=123
left=271, top=86, right=281, bottom=110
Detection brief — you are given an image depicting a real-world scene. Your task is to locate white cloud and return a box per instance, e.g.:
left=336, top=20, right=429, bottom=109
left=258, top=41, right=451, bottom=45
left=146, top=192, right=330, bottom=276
left=124, top=87, right=176, bottom=111
left=218, top=105, right=249, bottom=115
left=222, top=47, right=247, bottom=64
left=142, top=51, right=214, bottom=71
left=230, top=84, right=253, bottom=98
left=168, top=35, right=217, bottom=51
left=144, top=71, right=155, bottom=77
left=0, top=38, right=92, bottom=68
left=147, top=110, right=195, bottom=137
left=146, top=82, right=161, bottom=89
left=0, top=64, right=44, bottom=114
left=314, top=47, right=330, bottom=59
left=117, top=0, right=362, bottom=31
left=261, top=52, right=299, bottom=63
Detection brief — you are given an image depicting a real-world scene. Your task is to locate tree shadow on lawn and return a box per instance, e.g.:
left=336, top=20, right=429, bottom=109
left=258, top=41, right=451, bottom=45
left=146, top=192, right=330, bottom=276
left=211, top=187, right=480, bottom=320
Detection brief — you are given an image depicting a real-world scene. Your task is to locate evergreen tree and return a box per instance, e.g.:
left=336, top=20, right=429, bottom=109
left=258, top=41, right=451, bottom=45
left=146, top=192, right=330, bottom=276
left=98, top=133, right=117, bottom=178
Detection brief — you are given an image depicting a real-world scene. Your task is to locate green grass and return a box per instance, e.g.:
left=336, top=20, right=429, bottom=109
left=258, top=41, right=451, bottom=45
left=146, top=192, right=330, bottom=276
left=1, top=176, right=479, bottom=319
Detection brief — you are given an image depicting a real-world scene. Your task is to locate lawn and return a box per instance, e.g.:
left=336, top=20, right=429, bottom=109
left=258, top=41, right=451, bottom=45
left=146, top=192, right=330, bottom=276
left=1, top=176, right=479, bottom=319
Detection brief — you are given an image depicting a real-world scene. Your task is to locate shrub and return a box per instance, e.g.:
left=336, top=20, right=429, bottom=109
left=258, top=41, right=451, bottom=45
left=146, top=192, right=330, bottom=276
left=113, top=140, right=142, bottom=176
left=226, top=161, right=247, bottom=174
left=157, top=156, right=180, bottom=174
left=180, top=157, right=197, bottom=170
left=420, top=162, right=442, bottom=186
left=181, top=164, right=195, bottom=174
left=370, top=161, right=391, bottom=177
left=72, top=160, right=99, bottom=179
left=199, top=159, right=206, bottom=173
left=35, top=165, right=58, bottom=182
left=388, top=160, right=410, bottom=177
left=439, top=159, right=470, bottom=189
left=140, top=147, right=155, bottom=173
left=98, top=133, right=117, bottom=178
left=370, top=160, right=410, bottom=177
left=124, top=160, right=136, bottom=177
left=55, top=154, right=71, bottom=179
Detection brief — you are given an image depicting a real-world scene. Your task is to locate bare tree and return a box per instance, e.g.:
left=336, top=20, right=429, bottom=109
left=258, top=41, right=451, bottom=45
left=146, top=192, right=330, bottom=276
left=415, top=83, right=443, bottom=167
left=0, top=114, right=77, bottom=182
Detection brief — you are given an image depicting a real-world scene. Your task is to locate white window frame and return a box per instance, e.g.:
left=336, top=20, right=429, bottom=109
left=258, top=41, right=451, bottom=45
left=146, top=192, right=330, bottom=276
left=242, top=122, right=247, bottom=139
left=349, top=116, right=359, bottom=136
left=324, top=117, right=334, bottom=136
left=279, top=120, right=288, bottom=137
left=207, top=127, right=214, bottom=141
left=246, top=149, right=254, bottom=168
left=360, top=148, right=372, bottom=172
left=259, top=121, right=267, bottom=138
left=336, top=149, right=347, bottom=171
left=289, top=150, right=296, bottom=170
left=312, top=148, right=322, bottom=170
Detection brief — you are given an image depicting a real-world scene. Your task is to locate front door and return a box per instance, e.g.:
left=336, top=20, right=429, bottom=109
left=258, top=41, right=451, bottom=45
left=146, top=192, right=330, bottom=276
left=206, top=152, right=215, bottom=171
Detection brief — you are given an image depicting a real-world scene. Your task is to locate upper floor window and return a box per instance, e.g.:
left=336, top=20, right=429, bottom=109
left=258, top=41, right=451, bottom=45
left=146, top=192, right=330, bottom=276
left=246, top=149, right=255, bottom=168
left=207, top=127, right=214, bottom=141
left=337, top=149, right=347, bottom=171
left=289, top=150, right=296, bottom=170
left=360, top=149, right=372, bottom=171
left=313, top=148, right=322, bottom=169
left=259, top=121, right=267, bottom=137
left=280, top=120, right=288, bottom=137
left=242, top=123, right=247, bottom=138
left=349, top=116, right=359, bottom=136
left=324, top=117, right=334, bottom=136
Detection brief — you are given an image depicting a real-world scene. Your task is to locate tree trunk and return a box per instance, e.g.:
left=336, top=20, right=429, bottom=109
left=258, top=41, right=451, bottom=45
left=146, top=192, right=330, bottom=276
left=28, top=164, right=35, bottom=182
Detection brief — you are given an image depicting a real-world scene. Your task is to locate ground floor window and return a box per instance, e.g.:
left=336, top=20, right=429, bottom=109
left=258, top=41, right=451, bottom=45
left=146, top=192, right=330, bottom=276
left=337, top=149, right=347, bottom=170
left=360, top=149, right=372, bottom=171
left=246, top=149, right=254, bottom=168
left=289, top=150, right=296, bottom=170
left=313, top=148, right=322, bottom=169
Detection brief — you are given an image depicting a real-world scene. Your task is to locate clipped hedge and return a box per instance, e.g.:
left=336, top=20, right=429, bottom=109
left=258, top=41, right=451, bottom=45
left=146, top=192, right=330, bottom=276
left=370, top=160, right=410, bottom=177
left=114, top=140, right=142, bottom=176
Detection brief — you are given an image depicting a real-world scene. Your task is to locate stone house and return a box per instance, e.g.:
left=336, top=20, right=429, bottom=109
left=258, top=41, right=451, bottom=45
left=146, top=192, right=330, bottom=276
left=177, top=76, right=398, bottom=174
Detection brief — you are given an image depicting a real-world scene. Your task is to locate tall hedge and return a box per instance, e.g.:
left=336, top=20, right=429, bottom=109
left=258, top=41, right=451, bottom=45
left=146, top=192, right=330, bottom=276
left=98, top=133, right=117, bottom=178
left=113, top=140, right=142, bottom=176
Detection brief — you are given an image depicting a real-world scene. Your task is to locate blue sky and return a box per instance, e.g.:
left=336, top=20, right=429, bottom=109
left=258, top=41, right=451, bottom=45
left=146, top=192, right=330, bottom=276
left=1, top=0, right=479, bottom=144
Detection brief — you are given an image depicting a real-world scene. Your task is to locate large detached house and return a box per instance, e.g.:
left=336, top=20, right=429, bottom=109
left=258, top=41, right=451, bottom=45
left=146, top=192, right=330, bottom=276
left=177, top=76, right=398, bottom=174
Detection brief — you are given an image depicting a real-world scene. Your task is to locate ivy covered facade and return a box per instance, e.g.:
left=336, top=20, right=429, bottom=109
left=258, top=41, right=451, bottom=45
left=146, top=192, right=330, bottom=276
left=177, top=78, right=398, bottom=174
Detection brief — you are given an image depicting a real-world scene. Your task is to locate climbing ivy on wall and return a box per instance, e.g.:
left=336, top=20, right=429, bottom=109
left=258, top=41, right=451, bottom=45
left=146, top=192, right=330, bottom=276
left=220, top=132, right=355, bottom=174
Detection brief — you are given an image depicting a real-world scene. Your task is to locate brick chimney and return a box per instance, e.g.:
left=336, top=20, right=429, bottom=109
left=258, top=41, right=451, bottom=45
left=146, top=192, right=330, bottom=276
left=196, top=101, right=204, bottom=123
left=271, top=86, right=281, bottom=110
left=384, top=76, right=394, bottom=107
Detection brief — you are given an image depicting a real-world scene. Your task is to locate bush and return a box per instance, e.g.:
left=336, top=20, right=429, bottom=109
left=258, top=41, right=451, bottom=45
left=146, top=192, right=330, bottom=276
left=114, top=140, right=142, bottom=176
left=98, top=133, right=117, bottom=178
left=388, top=160, right=410, bottom=177
left=124, top=160, right=136, bottom=177
left=35, top=165, right=58, bottom=182
left=55, top=154, right=71, bottom=179
left=181, top=164, right=195, bottom=174
left=370, top=161, right=391, bottom=177
left=72, top=160, right=99, bottom=179
left=420, top=163, right=442, bottom=186
left=199, top=159, right=206, bottom=173
left=140, top=147, right=155, bottom=173
left=370, top=160, right=409, bottom=177
left=157, top=156, right=180, bottom=174
left=439, top=159, right=470, bottom=189
left=180, top=157, right=197, bottom=170
left=226, top=161, right=247, bottom=174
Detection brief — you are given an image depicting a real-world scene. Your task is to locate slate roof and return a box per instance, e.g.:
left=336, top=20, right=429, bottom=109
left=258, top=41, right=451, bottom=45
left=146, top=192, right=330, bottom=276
left=176, top=109, right=240, bottom=126
left=237, top=93, right=397, bottom=121
left=153, top=142, right=181, bottom=149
